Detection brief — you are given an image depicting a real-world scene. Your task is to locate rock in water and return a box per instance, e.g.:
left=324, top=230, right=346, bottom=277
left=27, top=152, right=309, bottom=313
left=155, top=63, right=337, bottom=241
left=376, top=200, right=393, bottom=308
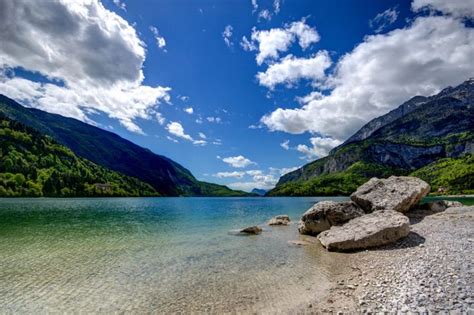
left=240, top=226, right=262, bottom=234
left=268, top=215, right=291, bottom=225
left=351, top=176, right=430, bottom=213
left=298, top=201, right=365, bottom=235
left=317, top=210, right=410, bottom=251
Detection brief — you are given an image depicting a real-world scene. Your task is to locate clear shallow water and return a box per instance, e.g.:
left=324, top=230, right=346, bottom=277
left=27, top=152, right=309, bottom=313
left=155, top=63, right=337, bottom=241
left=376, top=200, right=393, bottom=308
left=0, top=197, right=349, bottom=313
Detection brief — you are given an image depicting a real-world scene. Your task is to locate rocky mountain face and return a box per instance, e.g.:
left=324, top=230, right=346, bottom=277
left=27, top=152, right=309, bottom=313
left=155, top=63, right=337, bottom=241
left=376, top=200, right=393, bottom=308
left=269, top=79, right=474, bottom=196
left=0, top=95, right=250, bottom=197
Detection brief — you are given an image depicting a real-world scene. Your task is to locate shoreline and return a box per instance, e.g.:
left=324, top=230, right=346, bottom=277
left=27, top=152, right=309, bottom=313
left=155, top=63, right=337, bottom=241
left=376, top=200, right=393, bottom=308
left=290, top=207, right=473, bottom=313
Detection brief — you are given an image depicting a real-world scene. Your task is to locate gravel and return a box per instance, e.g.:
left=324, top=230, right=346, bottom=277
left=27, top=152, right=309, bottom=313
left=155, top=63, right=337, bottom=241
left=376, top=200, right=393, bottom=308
left=300, top=206, right=474, bottom=313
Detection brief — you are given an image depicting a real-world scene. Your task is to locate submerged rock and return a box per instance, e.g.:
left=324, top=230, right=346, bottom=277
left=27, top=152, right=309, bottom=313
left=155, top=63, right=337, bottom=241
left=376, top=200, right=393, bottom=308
left=419, top=200, right=463, bottom=212
left=268, top=215, right=291, bottom=226
left=350, top=176, right=430, bottom=213
left=317, top=210, right=410, bottom=251
left=240, top=226, right=262, bottom=234
left=298, top=201, right=365, bottom=236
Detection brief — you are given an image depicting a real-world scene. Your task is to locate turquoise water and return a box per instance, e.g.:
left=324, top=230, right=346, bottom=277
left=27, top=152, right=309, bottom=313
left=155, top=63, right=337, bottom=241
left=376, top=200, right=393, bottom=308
left=0, top=197, right=349, bottom=313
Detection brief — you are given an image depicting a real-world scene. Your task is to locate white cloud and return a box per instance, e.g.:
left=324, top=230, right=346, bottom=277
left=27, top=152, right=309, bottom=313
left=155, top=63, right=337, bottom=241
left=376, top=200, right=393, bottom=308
left=221, top=155, right=256, bottom=168
left=167, top=136, right=178, bottom=143
left=223, top=25, right=234, bottom=47
left=184, top=107, right=194, bottom=114
left=166, top=121, right=193, bottom=141
left=261, top=14, right=474, bottom=141
left=192, top=139, right=207, bottom=146
left=269, top=166, right=299, bottom=176
left=246, top=19, right=320, bottom=65
left=214, top=171, right=245, bottom=178
left=258, top=9, right=272, bottom=21
left=295, top=91, right=323, bottom=104
left=296, top=137, right=342, bottom=160
left=199, top=132, right=207, bottom=139
left=273, top=0, right=281, bottom=14
left=228, top=172, right=277, bottom=191
left=256, top=51, right=331, bottom=89
left=112, top=0, right=126, bottom=11
left=280, top=140, right=290, bottom=150
left=369, top=7, right=399, bottom=33
left=156, top=112, right=165, bottom=125
left=412, top=0, right=474, bottom=18
left=165, top=121, right=207, bottom=146
left=0, top=0, right=170, bottom=134
left=286, top=19, right=320, bottom=49
left=179, top=95, right=189, bottom=102
left=206, top=116, right=222, bottom=123
left=150, top=26, right=167, bottom=50
left=251, top=0, right=258, bottom=13
left=241, top=36, right=257, bottom=51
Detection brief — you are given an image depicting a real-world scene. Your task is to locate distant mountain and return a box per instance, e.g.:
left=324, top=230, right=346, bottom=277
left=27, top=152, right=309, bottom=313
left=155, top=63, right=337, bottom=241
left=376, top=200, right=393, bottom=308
left=0, top=113, right=157, bottom=197
left=251, top=188, right=267, bottom=196
left=268, top=79, right=474, bottom=196
left=0, top=95, right=250, bottom=197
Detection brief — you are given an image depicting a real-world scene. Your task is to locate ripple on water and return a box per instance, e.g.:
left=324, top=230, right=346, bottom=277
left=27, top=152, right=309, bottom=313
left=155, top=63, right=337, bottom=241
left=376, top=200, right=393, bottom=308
left=0, top=197, right=348, bottom=313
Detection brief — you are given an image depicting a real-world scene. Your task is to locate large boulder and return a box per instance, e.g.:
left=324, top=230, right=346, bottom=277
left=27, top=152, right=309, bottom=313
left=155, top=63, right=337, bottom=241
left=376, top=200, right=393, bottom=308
left=351, top=176, right=430, bottom=213
left=268, top=215, right=291, bottom=226
left=317, top=210, right=410, bottom=251
left=298, top=201, right=365, bottom=235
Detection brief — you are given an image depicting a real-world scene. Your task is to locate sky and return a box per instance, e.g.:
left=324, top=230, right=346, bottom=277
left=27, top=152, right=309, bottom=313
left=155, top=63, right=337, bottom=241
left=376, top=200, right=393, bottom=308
left=0, top=0, right=473, bottom=191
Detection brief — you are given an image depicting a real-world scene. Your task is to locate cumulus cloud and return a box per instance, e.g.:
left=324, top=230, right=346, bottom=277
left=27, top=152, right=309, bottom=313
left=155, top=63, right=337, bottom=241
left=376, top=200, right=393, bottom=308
left=150, top=26, right=167, bottom=50
left=369, top=7, right=399, bottom=33
left=0, top=0, right=170, bottom=134
left=261, top=13, right=474, bottom=141
left=222, top=25, right=234, bottom=47
left=166, top=121, right=193, bottom=141
left=296, top=137, right=342, bottom=160
left=199, top=132, right=207, bottom=139
left=166, top=121, right=206, bottom=146
left=221, top=155, right=256, bottom=168
left=227, top=166, right=297, bottom=192
left=184, top=107, right=194, bottom=114
left=244, top=19, right=320, bottom=65
left=412, top=0, right=474, bottom=18
left=256, top=51, right=331, bottom=89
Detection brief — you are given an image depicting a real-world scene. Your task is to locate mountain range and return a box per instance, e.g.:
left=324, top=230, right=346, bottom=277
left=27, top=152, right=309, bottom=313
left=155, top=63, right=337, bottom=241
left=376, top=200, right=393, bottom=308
left=268, top=78, right=474, bottom=196
left=0, top=95, right=251, bottom=197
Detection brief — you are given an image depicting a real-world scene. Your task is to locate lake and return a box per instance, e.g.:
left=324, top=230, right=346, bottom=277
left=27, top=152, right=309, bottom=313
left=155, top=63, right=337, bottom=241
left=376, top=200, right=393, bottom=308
left=0, top=197, right=351, bottom=313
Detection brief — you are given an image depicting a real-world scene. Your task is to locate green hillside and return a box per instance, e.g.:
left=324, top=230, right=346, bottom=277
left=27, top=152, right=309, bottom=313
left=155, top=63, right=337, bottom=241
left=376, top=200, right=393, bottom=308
left=411, top=154, right=474, bottom=195
left=0, top=114, right=158, bottom=197
left=0, top=95, right=251, bottom=197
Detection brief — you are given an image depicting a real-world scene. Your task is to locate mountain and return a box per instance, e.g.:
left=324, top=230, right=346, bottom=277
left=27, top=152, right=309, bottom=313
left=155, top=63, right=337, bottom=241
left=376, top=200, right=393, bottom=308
left=0, top=113, right=157, bottom=197
left=0, top=95, right=249, bottom=197
left=251, top=188, right=267, bottom=196
left=268, top=79, right=474, bottom=196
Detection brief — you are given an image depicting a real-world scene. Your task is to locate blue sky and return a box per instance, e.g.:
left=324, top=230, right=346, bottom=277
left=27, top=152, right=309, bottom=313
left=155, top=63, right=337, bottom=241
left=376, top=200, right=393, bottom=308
left=0, top=0, right=473, bottom=191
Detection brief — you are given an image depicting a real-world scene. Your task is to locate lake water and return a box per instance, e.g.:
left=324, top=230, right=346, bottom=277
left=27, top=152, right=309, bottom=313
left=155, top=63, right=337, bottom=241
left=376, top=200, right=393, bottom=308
left=0, top=197, right=351, bottom=313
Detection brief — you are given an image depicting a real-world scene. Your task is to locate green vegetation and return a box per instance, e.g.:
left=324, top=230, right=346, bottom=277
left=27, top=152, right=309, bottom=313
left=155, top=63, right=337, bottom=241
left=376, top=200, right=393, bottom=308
left=410, top=154, right=474, bottom=195
left=268, top=161, right=405, bottom=196
left=196, top=182, right=255, bottom=197
left=0, top=95, right=251, bottom=197
left=0, top=115, right=158, bottom=197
